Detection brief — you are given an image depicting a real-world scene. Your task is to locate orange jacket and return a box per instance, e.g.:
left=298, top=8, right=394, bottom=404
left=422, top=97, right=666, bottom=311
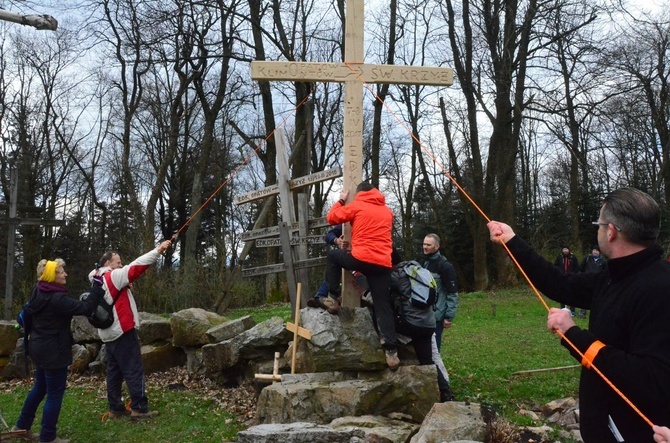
left=326, top=188, right=394, bottom=268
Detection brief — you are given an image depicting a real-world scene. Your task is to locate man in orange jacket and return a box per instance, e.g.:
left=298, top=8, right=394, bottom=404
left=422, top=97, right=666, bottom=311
left=323, top=181, right=399, bottom=370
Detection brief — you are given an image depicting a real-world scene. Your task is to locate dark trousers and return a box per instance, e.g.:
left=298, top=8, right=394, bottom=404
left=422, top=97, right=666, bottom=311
left=106, top=330, right=148, bottom=412
left=16, top=366, right=68, bottom=442
left=396, top=322, right=450, bottom=394
left=326, top=249, right=396, bottom=350
left=435, top=320, right=445, bottom=351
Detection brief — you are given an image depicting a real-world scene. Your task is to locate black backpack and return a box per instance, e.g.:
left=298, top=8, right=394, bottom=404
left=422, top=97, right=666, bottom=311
left=80, top=291, right=117, bottom=329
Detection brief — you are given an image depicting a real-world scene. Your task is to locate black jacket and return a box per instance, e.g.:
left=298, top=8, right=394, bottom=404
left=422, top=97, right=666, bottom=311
left=554, top=252, right=580, bottom=275
left=507, top=236, right=670, bottom=442
left=28, top=283, right=103, bottom=369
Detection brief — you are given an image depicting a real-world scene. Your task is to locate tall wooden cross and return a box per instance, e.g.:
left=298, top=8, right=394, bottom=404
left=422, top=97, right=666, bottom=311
left=251, top=0, right=453, bottom=308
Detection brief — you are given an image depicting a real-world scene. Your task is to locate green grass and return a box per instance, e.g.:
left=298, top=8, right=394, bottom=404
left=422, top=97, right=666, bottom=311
left=447, top=289, right=582, bottom=421
left=0, top=288, right=582, bottom=441
left=0, top=375, right=243, bottom=442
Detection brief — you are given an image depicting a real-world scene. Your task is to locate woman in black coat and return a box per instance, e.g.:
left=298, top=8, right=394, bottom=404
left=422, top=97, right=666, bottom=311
left=13, top=258, right=103, bottom=443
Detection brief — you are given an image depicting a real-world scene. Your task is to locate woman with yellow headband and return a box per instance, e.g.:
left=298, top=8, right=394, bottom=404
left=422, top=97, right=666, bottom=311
left=12, top=258, right=105, bottom=443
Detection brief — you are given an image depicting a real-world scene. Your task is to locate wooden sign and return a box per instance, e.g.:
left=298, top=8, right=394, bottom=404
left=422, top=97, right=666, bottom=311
left=242, top=256, right=327, bottom=278
left=255, top=236, right=324, bottom=248
left=234, top=167, right=342, bottom=205
left=240, top=217, right=329, bottom=241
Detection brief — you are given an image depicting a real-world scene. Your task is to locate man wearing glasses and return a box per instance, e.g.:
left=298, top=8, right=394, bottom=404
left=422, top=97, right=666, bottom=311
left=487, top=188, right=670, bottom=442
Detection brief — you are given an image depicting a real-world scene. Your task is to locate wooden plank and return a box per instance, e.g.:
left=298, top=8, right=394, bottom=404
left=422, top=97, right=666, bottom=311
left=241, top=256, right=327, bottom=277
left=234, top=184, right=279, bottom=205
left=255, top=236, right=324, bottom=248
left=286, top=322, right=312, bottom=340
left=252, top=61, right=454, bottom=86
left=240, top=217, right=329, bottom=241
left=234, top=167, right=342, bottom=205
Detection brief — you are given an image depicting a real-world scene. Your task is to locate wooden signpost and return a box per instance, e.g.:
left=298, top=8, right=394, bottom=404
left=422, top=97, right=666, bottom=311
left=1, top=168, right=65, bottom=319
left=250, top=0, right=454, bottom=308
left=237, top=129, right=341, bottom=315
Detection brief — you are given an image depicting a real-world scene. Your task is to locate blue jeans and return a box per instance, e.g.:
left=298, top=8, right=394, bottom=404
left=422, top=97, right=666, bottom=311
left=16, top=366, right=68, bottom=442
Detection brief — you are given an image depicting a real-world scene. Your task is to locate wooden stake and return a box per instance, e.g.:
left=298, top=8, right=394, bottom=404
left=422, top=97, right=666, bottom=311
left=290, top=283, right=302, bottom=374
left=511, top=365, right=580, bottom=376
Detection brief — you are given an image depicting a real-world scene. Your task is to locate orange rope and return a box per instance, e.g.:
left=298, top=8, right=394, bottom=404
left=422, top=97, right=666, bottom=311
left=342, top=60, right=655, bottom=429
left=173, top=86, right=318, bottom=239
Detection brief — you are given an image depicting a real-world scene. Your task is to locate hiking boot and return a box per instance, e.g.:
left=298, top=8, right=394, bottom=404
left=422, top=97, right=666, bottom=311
left=38, top=438, right=69, bottom=443
left=385, top=349, right=400, bottom=371
left=108, top=408, right=131, bottom=419
left=317, top=295, right=340, bottom=314
left=440, top=386, right=456, bottom=402
left=306, top=297, right=322, bottom=308
left=131, top=410, right=159, bottom=420
left=10, top=426, right=36, bottom=441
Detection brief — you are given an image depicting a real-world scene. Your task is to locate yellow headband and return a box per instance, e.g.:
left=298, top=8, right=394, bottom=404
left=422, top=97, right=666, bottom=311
left=40, top=260, right=58, bottom=282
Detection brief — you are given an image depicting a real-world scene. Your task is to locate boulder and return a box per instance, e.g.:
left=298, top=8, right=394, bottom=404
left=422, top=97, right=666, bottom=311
left=141, top=341, right=187, bottom=374
left=207, top=315, right=256, bottom=343
left=2, top=338, right=29, bottom=379
left=295, top=307, right=387, bottom=373
left=256, top=365, right=439, bottom=425
left=409, top=402, right=487, bottom=443
left=0, top=321, right=21, bottom=355
left=170, top=308, right=227, bottom=347
left=202, top=316, right=291, bottom=375
left=330, top=415, right=421, bottom=443
left=139, top=312, right=173, bottom=344
left=237, top=422, right=364, bottom=443
left=70, top=344, right=92, bottom=374
left=71, top=315, right=99, bottom=343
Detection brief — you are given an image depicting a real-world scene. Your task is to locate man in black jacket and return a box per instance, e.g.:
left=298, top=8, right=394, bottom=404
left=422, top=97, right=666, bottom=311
left=487, top=188, right=670, bottom=442
left=554, top=246, right=579, bottom=314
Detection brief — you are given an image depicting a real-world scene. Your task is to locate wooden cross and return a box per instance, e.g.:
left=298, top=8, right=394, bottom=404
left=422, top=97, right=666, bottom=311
left=251, top=1, right=453, bottom=308
left=284, top=283, right=311, bottom=374
left=1, top=168, right=64, bottom=319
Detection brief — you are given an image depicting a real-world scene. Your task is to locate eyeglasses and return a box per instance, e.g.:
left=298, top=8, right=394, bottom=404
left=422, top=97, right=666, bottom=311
left=591, top=221, right=622, bottom=232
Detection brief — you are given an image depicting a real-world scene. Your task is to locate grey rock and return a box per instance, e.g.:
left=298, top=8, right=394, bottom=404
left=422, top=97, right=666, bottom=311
left=257, top=365, right=438, bottom=425
left=139, top=312, right=173, bottom=344
left=170, top=308, right=227, bottom=347
left=0, top=321, right=21, bottom=355
left=207, top=315, right=256, bottom=343
left=237, top=422, right=365, bottom=443
left=410, top=402, right=487, bottom=443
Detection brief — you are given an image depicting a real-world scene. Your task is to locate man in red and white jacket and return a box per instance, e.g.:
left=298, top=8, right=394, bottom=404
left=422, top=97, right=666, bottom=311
left=89, top=239, right=171, bottom=420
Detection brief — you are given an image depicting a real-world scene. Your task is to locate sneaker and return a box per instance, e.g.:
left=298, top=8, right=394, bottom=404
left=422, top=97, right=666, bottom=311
left=10, top=426, right=36, bottom=441
left=385, top=349, right=400, bottom=371
left=108, top=408, right=131, bottom=419
left=317, top=295, right=340, bottom=314
left=131, top=410, right=159, bottom=420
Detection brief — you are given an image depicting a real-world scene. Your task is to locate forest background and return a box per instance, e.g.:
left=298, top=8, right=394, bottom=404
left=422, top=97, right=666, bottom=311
left=1, top=0, right=669, bottom=318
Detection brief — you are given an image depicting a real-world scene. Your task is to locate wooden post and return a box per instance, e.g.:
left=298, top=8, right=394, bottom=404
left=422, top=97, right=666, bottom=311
left=250, top=0, right=453, bottom=309
left=285, top=283, right=312, bottom=375
left=1, top=168, right=65, bottom=319
left=4, top=169, right=17, bottom=320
